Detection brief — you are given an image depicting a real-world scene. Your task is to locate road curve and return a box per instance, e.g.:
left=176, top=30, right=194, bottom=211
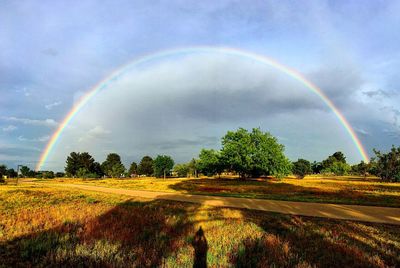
left=52, top=183, right=400, bottom=225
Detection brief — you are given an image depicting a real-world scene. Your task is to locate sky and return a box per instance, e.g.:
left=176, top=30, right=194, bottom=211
left=1, top=0, right=400, bottom=171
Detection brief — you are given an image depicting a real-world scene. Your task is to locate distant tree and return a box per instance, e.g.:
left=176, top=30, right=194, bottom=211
left=351, top=161, right=368, bottom=177
left=311, top=161, right=323, bottom=174
left=323, top=161, right=351, bottom=176
left=138, top=156, right=154, bottom=176
left=42, top=171, right=55, bottom=179
left=174, top=163, right=190, bottom=177
left=373, top=146, right=400, bottom=182
left=102, top=153, right=125, bottom=178
left=153, top=155, right=174, bottom=178
left=0, top=165, right=7, bottom=178
left=322, top=152, right=347, bottom=170
left=65, top=152, right=97, bottom=177
left=292, top=159, right=312, bottom=179
left=20, top=166, right=31, bottom=177
left=332, top=152, right=346, bottom=163
left=128, top=162, right=138, bottom=177
left=197, top=149, right=223, bottom=177
left=321, top=152, right=350, bottom=175
left=77, top=167, right=89, bottom=179
left=55, top=172, right=65, bottom=178
left=92, top=162, right=104, bottom=177
left=221, top=128, right=291, bottom=178
left=0, top=165, right=6, bottom=183
left=188, top=158, right=198, bottom=178
left=6, top=168, right=17, bottom=178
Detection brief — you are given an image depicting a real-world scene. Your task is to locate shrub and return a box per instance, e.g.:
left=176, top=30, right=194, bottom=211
left=292, top=159, right=311, bottom=179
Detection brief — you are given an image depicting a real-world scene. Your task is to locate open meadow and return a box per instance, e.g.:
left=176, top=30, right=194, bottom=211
left=1, top=183, right=400, bottom=267
left=41, top=175, right=400, bottom=207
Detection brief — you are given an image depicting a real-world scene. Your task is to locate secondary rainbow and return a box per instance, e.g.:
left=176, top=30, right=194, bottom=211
left=36, top=46, right=369, bottom=170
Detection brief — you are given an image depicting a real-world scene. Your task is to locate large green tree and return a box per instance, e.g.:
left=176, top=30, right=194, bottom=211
left=321, top=152, right=351, bottom=175
left=153, top=155, right=174, bottom=178
left=101, top=153, right=125, bottom=178
left=138, top=156, right=154, bottom=176
left=220, top=128, right=291, bottom=178
left=65, top=152, right=98, bottom=177
left=197, top=149, right=223, bottom=177
left=373, top=146, right=400, bottom=182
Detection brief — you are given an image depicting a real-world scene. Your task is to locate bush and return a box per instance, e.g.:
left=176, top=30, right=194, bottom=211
left=292, top=159, right=311, bottom=179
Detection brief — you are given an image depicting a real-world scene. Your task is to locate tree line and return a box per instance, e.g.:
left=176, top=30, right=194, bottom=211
left=1, top=128, right=399, bottom=182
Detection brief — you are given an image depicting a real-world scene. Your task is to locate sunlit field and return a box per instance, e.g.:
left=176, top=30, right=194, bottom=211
left=0, top=184, right=399, bottom=267
left=35, top=175, right=400, bottom=207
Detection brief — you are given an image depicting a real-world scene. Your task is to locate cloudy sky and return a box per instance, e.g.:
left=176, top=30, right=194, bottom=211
left=1, top=0, right=400, bottom=171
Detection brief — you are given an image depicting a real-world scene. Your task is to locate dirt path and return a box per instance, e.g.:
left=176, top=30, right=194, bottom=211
left=53, top=183, right=400, bottom=225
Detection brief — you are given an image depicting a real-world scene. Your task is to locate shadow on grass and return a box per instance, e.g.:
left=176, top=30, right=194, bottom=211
left=229, top=211, right=400, bottom=268
left=0, top=199, right=201, bottom=267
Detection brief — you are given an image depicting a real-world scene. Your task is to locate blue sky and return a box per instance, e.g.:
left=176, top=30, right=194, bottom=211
left=1, top=0, right=400, bottom=171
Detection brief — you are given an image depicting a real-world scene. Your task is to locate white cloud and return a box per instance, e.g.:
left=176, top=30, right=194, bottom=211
left=18, top=135, right=50, bottom=142
left=2, top=116, right=58, bottom=127
left=2, top=125, right=17, bottom=132
left=354, top=128, right=370, bottom=136
left=78, top=125, right=111, bottom=142
left=45, top=101, right=62, bottom=110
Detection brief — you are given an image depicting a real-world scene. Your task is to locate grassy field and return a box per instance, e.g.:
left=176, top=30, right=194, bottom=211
left=37, top=175, right=400, bottom=207
left=1, top=183, right=399, bottom=267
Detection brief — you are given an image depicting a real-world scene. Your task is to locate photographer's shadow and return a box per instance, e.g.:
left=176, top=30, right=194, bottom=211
left=192, top=226, right=208, bottom=268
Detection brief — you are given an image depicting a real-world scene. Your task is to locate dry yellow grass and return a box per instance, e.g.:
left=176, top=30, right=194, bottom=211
left=35, top=175, right=400, bottom=207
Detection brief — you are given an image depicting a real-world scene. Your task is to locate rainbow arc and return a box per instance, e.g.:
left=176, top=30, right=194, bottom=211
left=36, top=47, right=369, bottom=170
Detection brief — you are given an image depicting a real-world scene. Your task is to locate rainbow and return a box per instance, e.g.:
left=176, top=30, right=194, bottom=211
left=36, top=46, right=369, bottom=170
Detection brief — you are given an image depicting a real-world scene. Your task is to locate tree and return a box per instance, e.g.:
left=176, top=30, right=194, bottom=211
left=55, top=172, right=65, bottom=178
left=92, top=162, right=104, bottom=177
left=110, top=163, right=126, bottom=178
left=197, top=149, right=223, bottom=177
left=42, top=171, right=55, bottom=179
left=292, top=159, right=312, bottom=179
left=153, top=155, right=174, bottom=178
left=128, top=162, right=138, bottom=177
left=220, top=128, right=291, bottom=178
left=20, top=166, right=31, bottom=177
left=0, top=165, right=7, bottom=178
left=174, top=163, right=190, bottom=177
left=311, top=161, right=323, bottom=174
left=101, top=153, right=124, bottom=178
left=65, top=152, right=97, bottom=177
left=188, top=158, right=198, bottom=178
left=6, top=168, right=17, bottom=178
left=138, top=156, right=154, bottom=176
left=321, top=152, right=350, bottom=175
left=373, top=146, right=400, bottom=182
left=0, top=165, right=6, bottom=183
left=351, top=161, right=368, bottom=177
